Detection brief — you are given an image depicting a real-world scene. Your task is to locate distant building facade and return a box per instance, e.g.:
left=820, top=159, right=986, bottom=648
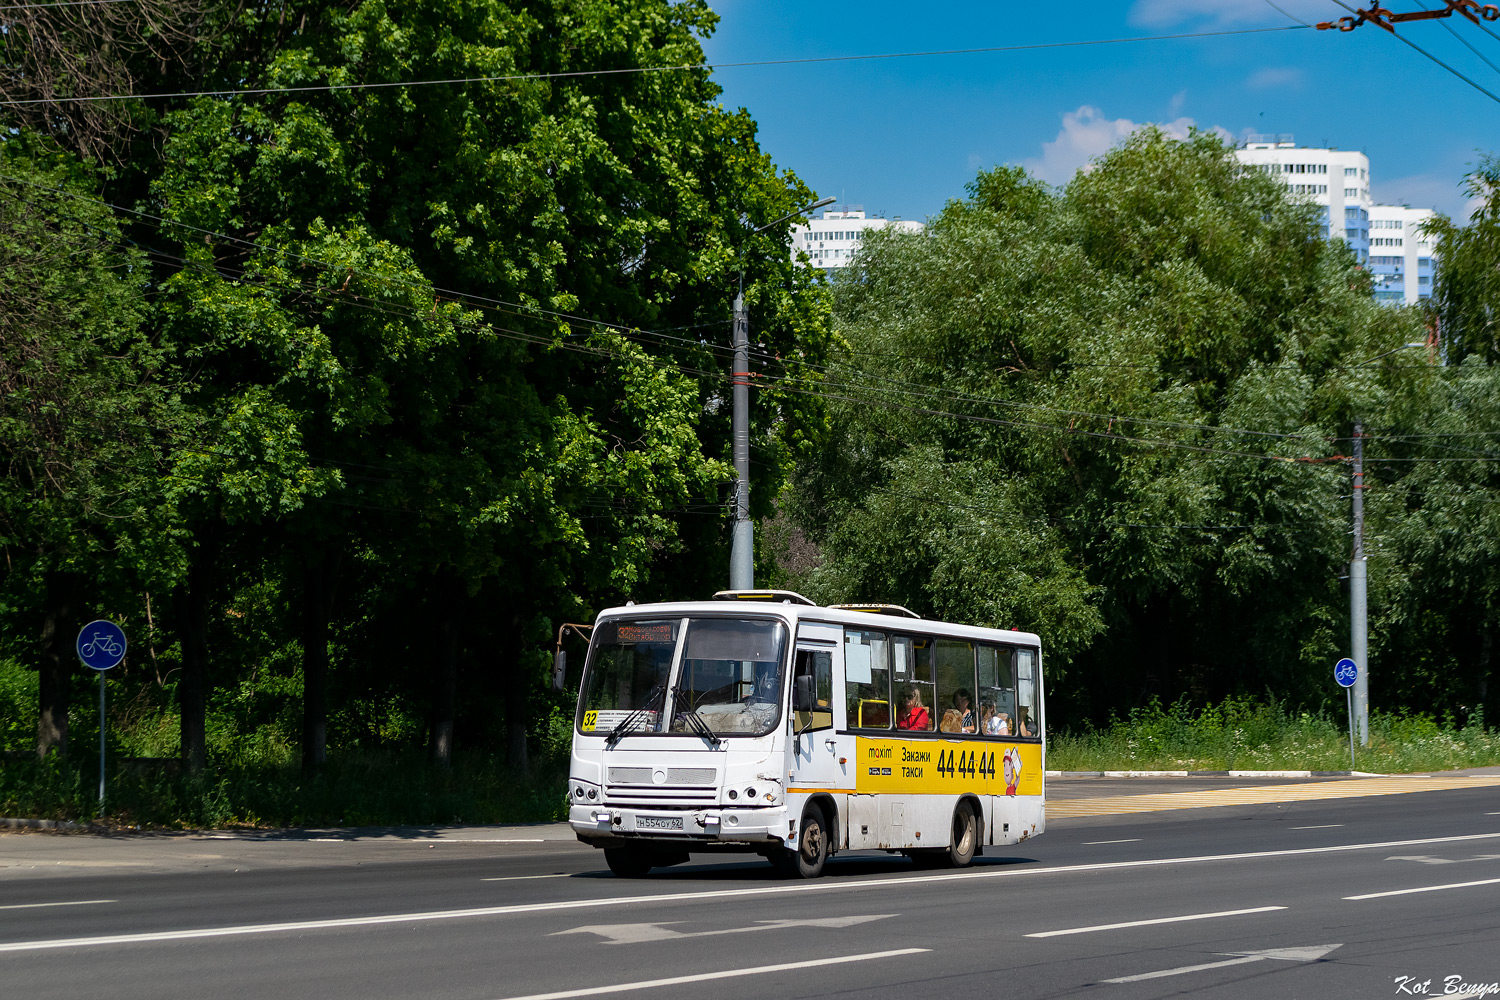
left=1233, top=135, right=1434, bottom=306
left=788, top=206, right=924, bottom=275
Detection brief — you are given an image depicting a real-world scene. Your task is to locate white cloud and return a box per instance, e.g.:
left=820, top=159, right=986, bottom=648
left=1246, top=66, right=1304, bottom=90
left=1022, top=106, right=1227, bottom=186
left=1128, top=0, right=1327, bottom=28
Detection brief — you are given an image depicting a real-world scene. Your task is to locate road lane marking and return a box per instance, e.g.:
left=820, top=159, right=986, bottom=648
left=1049, top=775, right=1500, bottom=818
left=0, top=900, right=114, bottom=912
left=553, top=914, right=893, bottom=944
left=1291, top=825, right=1344, bottom=830
left=488, top=948, right=929, bottom=1000
left=4, top=832, right=1500, bottom=953
left=1026, top=906, right=1285, bottom=938
left=1345, top=876, right=1500, bottom=900
left=1103, top=944, right=1341, bottom=983
left=481, top=874, right=570, bottom=882
left=1082, top=839, right=1142, bottom=845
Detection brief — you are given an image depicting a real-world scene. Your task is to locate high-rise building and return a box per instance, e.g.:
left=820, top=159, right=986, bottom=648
left=1367, top=204, right=1437, bottom=305
left=1233, top=135, right=1434, bottom=305
left=788, top=205, right=923, bottom=275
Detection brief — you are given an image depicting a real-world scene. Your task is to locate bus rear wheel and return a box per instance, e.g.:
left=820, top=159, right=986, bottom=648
left=771, top=804, right=829, bottom=879
left=946, top=800, right=979, bottom=868
left=603, top=847, right=653, bottom=878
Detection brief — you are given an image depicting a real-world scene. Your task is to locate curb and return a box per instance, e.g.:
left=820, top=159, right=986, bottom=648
left=1, top=816, right=102, bottom=832
left=1044, top=770, right=1391, bottom=779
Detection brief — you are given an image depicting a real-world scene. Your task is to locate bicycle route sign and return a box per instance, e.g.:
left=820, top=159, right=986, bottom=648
left=76, top=620, right=127, bottom=671
left=1334, top=657, right=1358, bottom=689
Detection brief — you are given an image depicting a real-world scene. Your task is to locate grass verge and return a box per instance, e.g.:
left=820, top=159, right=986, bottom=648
left=1046, top=697, right=1500, bottom=773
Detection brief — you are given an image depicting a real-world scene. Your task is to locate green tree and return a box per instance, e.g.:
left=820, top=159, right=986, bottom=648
left=0, top=136, right=175, bottom=756
left=121, top=0, right=830, bottom=771
left=791, top=131, right=1440, bottom=720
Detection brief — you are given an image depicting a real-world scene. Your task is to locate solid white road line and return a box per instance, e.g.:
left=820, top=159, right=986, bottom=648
left=0, top=900, right=114, bottom=912
left=488, top=948, right=930, bottom=1000
left=1291, top=825, right=1344, bottom=830
left=1081, top=839, right=1142, bottom=845
left=481, top=874, right=571, bottom=882
left=5, top=831, right=1500, bottom=954
left=1345, top=876, right=1500, bottom=900
left=1025, top=906, right=1286, bottom=938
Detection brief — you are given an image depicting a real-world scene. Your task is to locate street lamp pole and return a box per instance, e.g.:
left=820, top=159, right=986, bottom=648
left=729, top=195, right=835, bottom=590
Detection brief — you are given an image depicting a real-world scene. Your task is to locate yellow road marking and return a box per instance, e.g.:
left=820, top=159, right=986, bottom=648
left=1047, top=776, right=1500, bottom=818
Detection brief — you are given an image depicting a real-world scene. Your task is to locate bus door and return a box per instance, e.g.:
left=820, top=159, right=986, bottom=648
left=789, top=627, right=841, bottom=791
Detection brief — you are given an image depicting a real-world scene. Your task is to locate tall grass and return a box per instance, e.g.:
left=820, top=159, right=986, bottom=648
left=1047, top=696, right=1500, bottom=773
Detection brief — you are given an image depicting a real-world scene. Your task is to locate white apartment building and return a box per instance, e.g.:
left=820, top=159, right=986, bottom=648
left=1233, top=135, right=1434, bottom=305
left=1367, top=204, right=1437, bottom=306
left=788, top=205, right=923, bottom=275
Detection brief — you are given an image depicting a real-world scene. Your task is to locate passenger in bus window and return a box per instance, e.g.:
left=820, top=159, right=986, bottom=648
left=953, top=689, right=975, bottom=732
left=981, top=701, right=1000, bottom=735
left=896, top=687, right=931, bottom=731
left=1016, top=708, right=1032, bottom=737
left=996, top=712, right=1011, bottom=736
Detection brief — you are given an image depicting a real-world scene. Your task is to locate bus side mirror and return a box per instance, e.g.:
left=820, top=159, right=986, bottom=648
left=552, top=650, right=566, bottom=692
left=793, top=675, right=815, bottom=712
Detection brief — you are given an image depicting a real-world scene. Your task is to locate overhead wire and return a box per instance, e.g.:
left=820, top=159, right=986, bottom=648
left=1410, top=0, right=1500, bottom=76
left=0, top=25, right=1311, bottom=107
left=1324, top=0, right=1500, bottom=104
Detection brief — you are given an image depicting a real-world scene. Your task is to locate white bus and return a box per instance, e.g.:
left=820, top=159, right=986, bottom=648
left=567, top=590, right=1045, bottom=878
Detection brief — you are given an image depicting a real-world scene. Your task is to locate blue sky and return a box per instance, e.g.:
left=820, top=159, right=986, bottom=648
left=698, top=0, right=1500, bottom=222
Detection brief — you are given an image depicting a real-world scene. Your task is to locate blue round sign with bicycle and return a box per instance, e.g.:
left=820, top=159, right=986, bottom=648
left=1334, top=657, right=1358, bottom=689
left=76, top=620, right=127, bottom=671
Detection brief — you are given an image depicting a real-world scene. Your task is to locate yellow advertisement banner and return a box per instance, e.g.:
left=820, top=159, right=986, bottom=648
left=854, top=736, right=1044, bottom=797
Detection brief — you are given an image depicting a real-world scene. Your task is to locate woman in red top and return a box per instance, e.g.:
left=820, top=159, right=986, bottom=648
left=896, top=687, right=931, bottom=731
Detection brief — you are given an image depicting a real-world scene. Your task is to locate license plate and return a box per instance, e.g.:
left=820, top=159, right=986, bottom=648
left=637, top=815, right=683, bottom=831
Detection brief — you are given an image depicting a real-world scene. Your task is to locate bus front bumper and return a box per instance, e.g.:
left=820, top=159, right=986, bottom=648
left=569, top=803, right=790, bottom=848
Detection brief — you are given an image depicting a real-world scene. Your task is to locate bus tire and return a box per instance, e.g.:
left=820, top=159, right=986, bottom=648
left=946, top=800, right=980, bottom=868
left=603, top=847, right=653, bottom=878
left=771, top=804, right=829, bottom=879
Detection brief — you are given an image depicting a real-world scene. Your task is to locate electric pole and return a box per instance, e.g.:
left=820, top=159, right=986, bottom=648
left=1351, top=420, right=1370, bottom=746
left=729, top=289, right=754, bottom=589
left=728, top=195, right=834, bottom=591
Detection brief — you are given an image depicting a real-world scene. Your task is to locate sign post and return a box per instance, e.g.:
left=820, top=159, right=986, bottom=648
left=76, top=620, right=127, bottom=812
left=1334, top=657, right=1359, bottom=770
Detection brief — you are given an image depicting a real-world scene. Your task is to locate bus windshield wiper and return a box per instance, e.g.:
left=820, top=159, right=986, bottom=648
left=672, top=685, right=723, bottom=747
left=605, top=684, right=665, bottom=746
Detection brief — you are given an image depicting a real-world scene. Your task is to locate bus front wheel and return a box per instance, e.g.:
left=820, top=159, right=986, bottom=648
left=771, top=805, right=829, bottom=879
left=603, top=847, right=653, bottom=878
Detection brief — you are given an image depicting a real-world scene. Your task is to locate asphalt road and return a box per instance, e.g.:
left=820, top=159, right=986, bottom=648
left=3, top=776, right=1499, bottom=999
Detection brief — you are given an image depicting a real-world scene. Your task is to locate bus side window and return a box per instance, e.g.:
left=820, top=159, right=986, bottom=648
left=935, top=639, right=976, bottom=733
left=977, top=645, right=1015, bottom=737
left=845, top=630, right=891, bottom=729
left=893, top=635, right=935, bottom=732
left=793, top=648, right=833, bottom=732
left=1017, top=648, right=1041, bottom=738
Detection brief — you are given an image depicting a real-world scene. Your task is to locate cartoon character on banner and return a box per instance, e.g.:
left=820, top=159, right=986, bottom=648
left=1002, top=746, right=1022, bottom=796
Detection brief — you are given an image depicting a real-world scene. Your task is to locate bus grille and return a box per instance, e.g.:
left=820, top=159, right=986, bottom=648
left=608, top=766, right=717, bottom=785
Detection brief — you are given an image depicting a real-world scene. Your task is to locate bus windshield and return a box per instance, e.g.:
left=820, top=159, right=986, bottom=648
left=578, top=617, right=788, bottom=738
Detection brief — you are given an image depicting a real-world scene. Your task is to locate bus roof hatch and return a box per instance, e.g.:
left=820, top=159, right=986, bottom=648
left=712, top=589, right=818, bottom=606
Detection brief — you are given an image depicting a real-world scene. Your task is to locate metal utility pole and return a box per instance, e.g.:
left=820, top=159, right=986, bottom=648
left=729, top=289, right=754, bottom=590
left=728, top=195, right=835, bottom=591
left=1351, top=421, right=1370, bottom=746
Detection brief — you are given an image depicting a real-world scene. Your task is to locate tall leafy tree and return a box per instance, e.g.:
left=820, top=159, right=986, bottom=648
left=790, top=131, right=1443, bottom=720
left=127, top=0, right=829, bottom=769
left=0, top=136, right=175, bottom=755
